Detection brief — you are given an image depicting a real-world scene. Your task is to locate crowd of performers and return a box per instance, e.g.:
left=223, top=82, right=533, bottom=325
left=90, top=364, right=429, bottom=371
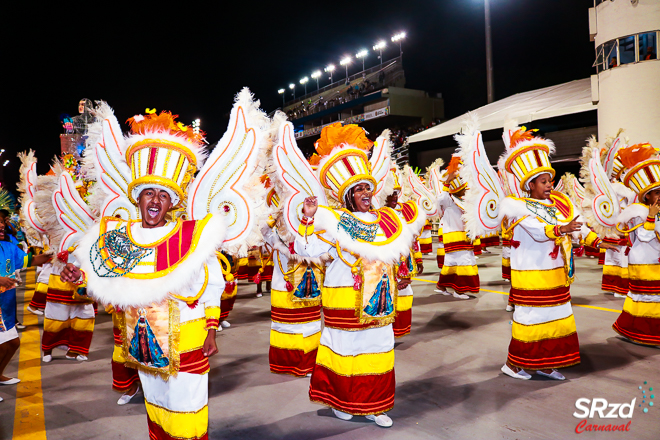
left=0, top=90, right=658, bottom=437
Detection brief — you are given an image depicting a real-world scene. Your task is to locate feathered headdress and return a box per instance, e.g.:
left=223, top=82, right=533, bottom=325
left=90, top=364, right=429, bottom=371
left=619, top=143, right=660, bottom=201
left=500, top=126, right=555, bottom=191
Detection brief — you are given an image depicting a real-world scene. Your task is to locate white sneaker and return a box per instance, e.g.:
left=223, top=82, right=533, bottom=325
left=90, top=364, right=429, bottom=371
left=501, top=364, right=531, bottom=380
left=332, top=408, right=353, bottom=420
left=453, top=292, right=470, bottom=300
left=0, top=396, right=3, bottom=402
left=15, top=323, right=25, bottom=330
left=27, top=306, right=43, bottom=315
left=613, top=293, right=627, bottom=299
left=217, top=326, right=223, bottom=332
left=66, top=354, right=88, bottom=361
left=434, top=289, right=451, bottom=295
left=537, top=369, right=565, bottom=380
left=306, top=373, right=312, bottom=377
left=366, top=413, right=393, bottom=427
left=256, top=293, right=263, bottom=298
left=42, top=354, right=52, bottom=363
left=117, top=386, right=140, bottom=405
left=505, top=304, right=514, bottom=312
left=0, top=377, right=20, bottom=385
left=221, top=321, right=231, bottom=328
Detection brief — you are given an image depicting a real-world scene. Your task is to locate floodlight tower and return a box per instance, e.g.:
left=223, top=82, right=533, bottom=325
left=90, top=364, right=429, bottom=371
left=311, top=71, right=322, bottom=91
left=289, top=83, right=296, bottom=100
left=373, top=41, right=386, bottom=66
left=391, top=32, right=406, bottom=59
left=278, top=88, right=285, bottom=107
left=355, top=49, right=368, bottom=71
left=300, top=76, right=309, bottom=95
left=340, top=56, right=352, bottom=81
left=324, top=64, right=335, bottom=83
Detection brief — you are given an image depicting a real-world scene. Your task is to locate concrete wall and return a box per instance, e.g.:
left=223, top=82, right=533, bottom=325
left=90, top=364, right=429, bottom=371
left=593, top=0, right=660, bottom=46
left=385, top=87, right=444, bottom=125
left=597, top=61, right=660, bottom=146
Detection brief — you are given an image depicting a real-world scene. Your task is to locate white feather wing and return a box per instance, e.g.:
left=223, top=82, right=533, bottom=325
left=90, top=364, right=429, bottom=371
left=272, top=122, right=327, bottom=235
left=187, top=89, right=268, bottom=255
left=370, top=130, right=392, bottom=206
left=460, top=130, right=505, bottom=237
left=52, top=172, right=97, bottom=254
left=95, top=115, right=139, bottom=220
left=402, top=165, right=438, bottom=217
left=18, top=151, right=47, bottom=234
left=580, top=144, right=621, bottom=237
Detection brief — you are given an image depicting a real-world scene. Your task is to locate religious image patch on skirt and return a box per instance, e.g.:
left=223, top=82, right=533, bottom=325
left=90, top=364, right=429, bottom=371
left=290, top=262, right=323, bottom=307
left=122, top=300, right=180, bottom=378
left=357, top=260, right=397, bottom=326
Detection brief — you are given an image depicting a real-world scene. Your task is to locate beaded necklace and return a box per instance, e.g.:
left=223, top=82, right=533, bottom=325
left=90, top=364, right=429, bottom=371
left=91, top=226, right=153, bottom=277
left=338, top=211, right=379, bottom=242
left=525, top=199, right=558, bottom=225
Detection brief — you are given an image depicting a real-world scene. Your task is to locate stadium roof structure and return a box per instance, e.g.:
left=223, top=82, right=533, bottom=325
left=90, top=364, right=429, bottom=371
left=408, top=78, right=596, bottom=143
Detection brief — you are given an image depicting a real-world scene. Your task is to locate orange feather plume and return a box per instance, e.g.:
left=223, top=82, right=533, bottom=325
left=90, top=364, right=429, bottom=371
left=126, top=111, right=205, bottom=144
left=508, top=127, right=538, bottom=149
left=618, top=143, right=656, bottom=169
left=260, top=175, right=272, bottom=188
left=446, top=155, right=462, bottom=175
left=314, top=122, right=373, bottom=157
left=308, top=153, right=321, bottom=166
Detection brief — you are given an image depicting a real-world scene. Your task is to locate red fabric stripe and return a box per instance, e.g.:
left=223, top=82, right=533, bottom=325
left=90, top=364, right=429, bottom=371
left=29, top=290, right=47, bottom=309
left=111, top=360, right=139, bottom=392
left=601, top=274, right=629, bottom=295
left=629, top=279, right=660, bottom=295
left=481, top=236, right=500, bottom=247
left=378, top=211, right=397, bottom=238
left=341, top=157, right=356, bottom=176
left=309, top=364, right=395, bottom=415
left=502, top=239, right=511, bottom=247
left=443, top=242, right=474, bottom=253
left=42, top=329, right=93, bottom=355
left=436, top=255, right=444, bottom=269
left=507, top=332, right=580, bottom=369
left=393, top=309, right=411, bottom=338
left=613, top=311, right=660, bottom=345
left=147, top=147, right=157, bottom=174
left=180, top=349, right=210, bottom=374
left=508, top=286, right=571, bottom=307
left=46, top=289, right=87, bottom=304
left=148, top=418, right=208, bottom=440
left=473, top=243, right=482, bottom=256
left=322, top=308, right=384, bottom=330
left=553, top=195, right=571, bottom=219
left=437, top=272, right=480, bottom=293
left=502, top=265, right=511, bottom=280
left=584, top=245, right=600, bottom=258
left=419, top=243, right=432, bottom=254
left=220, top=296, right=236, bottom=320
left=401, top=203, right=415, bottom=222
left=269, top=346, right=317, bottom=377
left=271, top=305, right=321, bottom=324
left=113, top=326, right=123, bottom=345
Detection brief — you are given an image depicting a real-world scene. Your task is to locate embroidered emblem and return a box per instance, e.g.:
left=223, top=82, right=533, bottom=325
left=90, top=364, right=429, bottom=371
left=525, top=199, right=558, bottom=225
left=5, top=259, right=10, bottom=275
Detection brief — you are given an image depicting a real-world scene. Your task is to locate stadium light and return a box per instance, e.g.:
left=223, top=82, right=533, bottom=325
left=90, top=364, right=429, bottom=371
left=311, top=70, right=322, bottom=91
left=300, top=76, right=309, bottom=94
left=324, top=64, right=335, bottom=83
left=391, top=32, right=406, bottom=59
left=355, top=49, right=368, bottom=71
left=373, top=41, right=386, bottom=65
left=340, top=56, right=352, bottom=80
left=289, top=83, right=296, bottom=100
left=2, top=160, right=8, bottom=167
left=278, top=88, right=285, bottom=107
left=192, top=118, right=201, bottom=135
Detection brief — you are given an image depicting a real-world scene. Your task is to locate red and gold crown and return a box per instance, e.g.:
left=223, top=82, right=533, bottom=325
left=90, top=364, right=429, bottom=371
left=502, top=127, right=555, bottom=191
left=124, top=110, right=206, bottom=207
left=315, top=123, right=376, bottom=203
left=443, top=155, right=467, bottom=194
left=619, top=143, right=660, bottom=201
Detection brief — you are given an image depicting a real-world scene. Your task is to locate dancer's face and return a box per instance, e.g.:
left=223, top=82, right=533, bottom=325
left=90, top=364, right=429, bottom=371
left=646, top=188, right=660, bottom=206
left=528, top=173, right=553, bottom=200
left=352, top=183, right=373, bottom=213
left=138, top=188, right=172, bottom=228
left=385, top=192, right=399, bottom=209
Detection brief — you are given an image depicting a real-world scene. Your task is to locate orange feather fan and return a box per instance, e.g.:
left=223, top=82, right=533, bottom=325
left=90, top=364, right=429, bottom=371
left=618, top=143, right=656, bottom=169
left=126, top=111, right=205, bottom=144
left=446, top=155, right=462, bottom=175
left=508, top=127, right=538, bottom=149
left=314, top=122, right=373, bottom=157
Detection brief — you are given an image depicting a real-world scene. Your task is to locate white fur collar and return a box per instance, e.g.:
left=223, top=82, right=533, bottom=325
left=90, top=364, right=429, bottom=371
left=498, top=195, right=578, bottom=225
left=74, top=214, right=226, bottom=308
left=268, top=228, right=330, bottom=265
left=314, top=206, right=426, bottom=264
left=617, top=203, right=659, bottom=232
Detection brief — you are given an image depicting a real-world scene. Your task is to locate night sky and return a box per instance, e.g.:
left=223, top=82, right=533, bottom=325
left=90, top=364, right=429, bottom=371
left=1, top=0, right=594, bottom=194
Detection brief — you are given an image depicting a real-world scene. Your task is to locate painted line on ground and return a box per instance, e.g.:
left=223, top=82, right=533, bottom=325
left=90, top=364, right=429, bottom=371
left=13, top=267, right=47, bottom=440
left=411, top=277, right=622, bottom=313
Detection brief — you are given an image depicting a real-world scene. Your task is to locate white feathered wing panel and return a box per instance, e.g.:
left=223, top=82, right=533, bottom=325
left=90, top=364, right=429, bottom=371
left=187, top=88, right=269, bottom=256
left=272, top=121, right=327, bottom=236
left=370, top=130, right=392, bottom=209
left=402, top=165, right=438, bottom=217
left=18, top=150, right=47, bottom=235
left=52, top=172, right=97, bottom=255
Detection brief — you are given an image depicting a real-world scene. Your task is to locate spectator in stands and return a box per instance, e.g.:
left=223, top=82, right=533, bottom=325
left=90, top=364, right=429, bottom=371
left=609, top=56, right=618, bottom=68
left=644, top=46, right=656, bottom=60
left=379, top=71, right=385, bottom=85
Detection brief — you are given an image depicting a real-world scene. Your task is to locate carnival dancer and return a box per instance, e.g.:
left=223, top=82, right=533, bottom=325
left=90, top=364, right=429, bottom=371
left=434, top=156, right=479, bottom=299
left=425, top=159, right=446, bottom=276
left=388, top=166, right=424, bottom=338
left=271, top=121, right=427, bottom=427
left=262, top=177, right=324, bottom=377
left=418, top=220, right=433, bottom=254
left=60, top=92, right=269, bottom=439
left=218, top=252, right=238, bottom=330
left=107, top=304, right=141, bottom=405
left=496, top=128, right=615, bottom=380
left=0, top=219, right=51, bottom=392
left=611, top=143, right=660, bottom=346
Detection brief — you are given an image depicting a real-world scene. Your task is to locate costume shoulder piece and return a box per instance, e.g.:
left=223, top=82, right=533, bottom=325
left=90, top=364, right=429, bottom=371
left=77, top=214, right=225, bottom=308
left=499, top=191, right=574, bottom=226
left=314, top=205, right=425, bottom=264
